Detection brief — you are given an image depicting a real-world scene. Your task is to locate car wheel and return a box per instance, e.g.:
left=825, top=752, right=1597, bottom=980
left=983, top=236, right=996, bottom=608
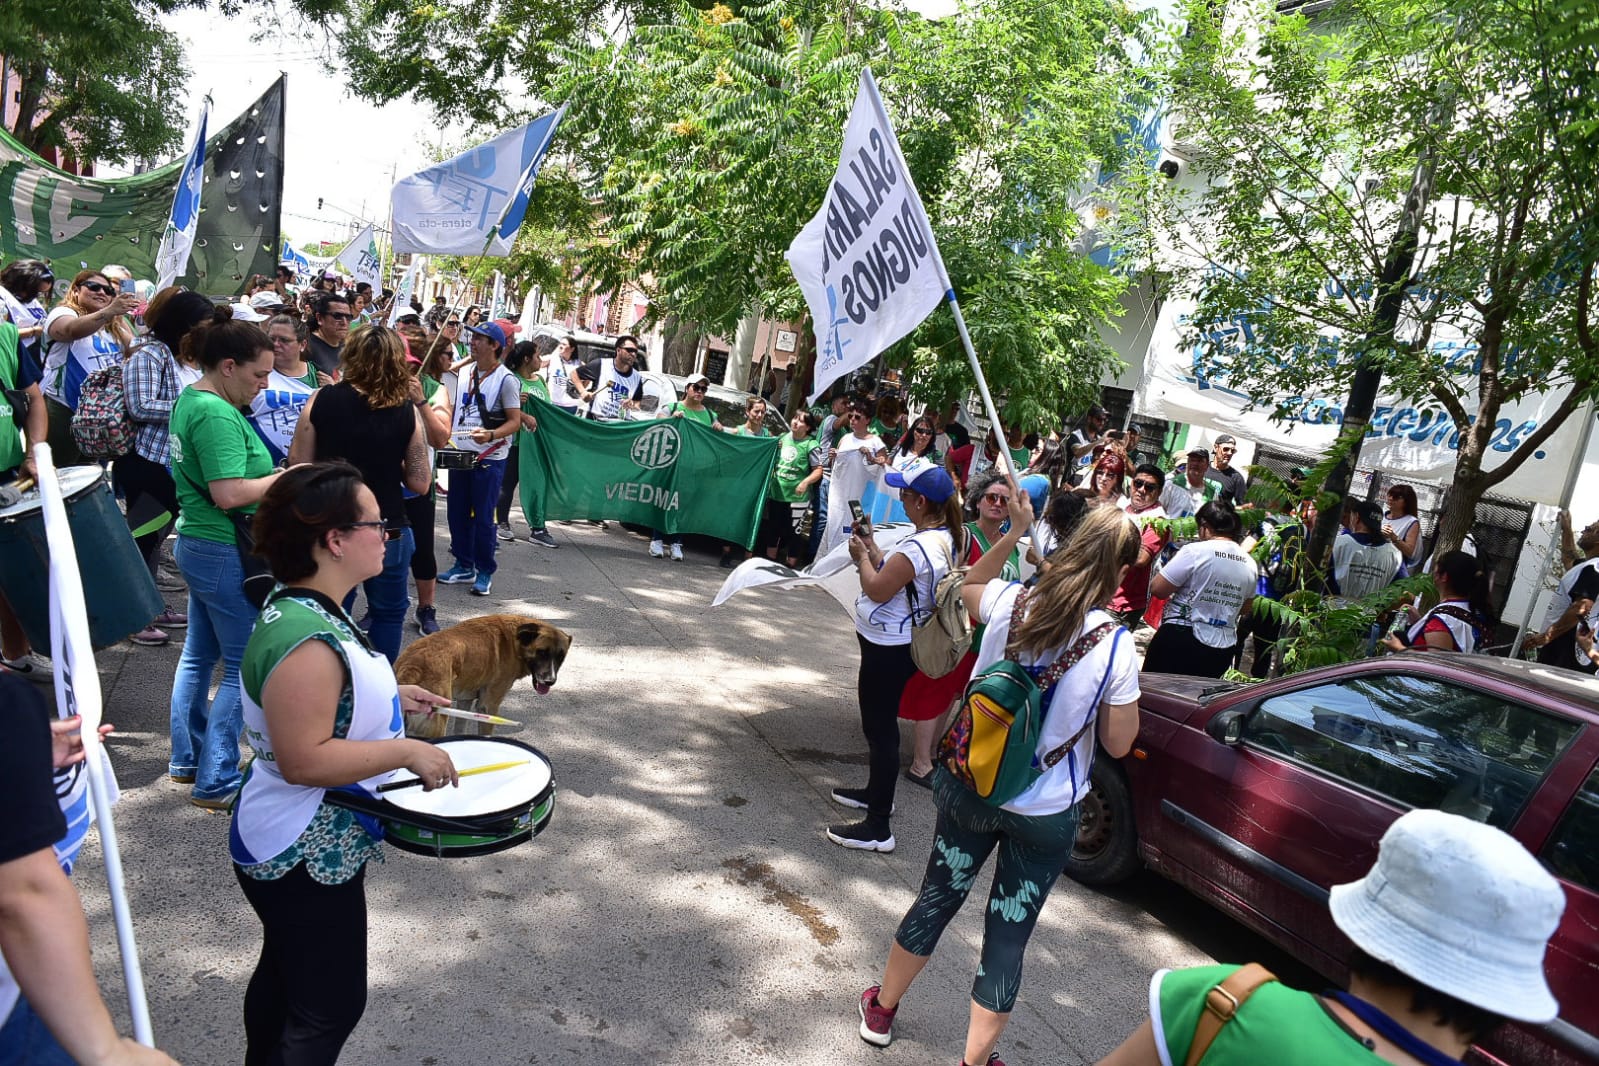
left=1065, top=757, right=1141, bottom=886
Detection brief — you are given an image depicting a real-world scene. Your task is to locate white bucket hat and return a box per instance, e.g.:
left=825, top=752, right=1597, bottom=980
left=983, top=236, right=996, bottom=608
left=1328, top=808, right=1565, bottom=1023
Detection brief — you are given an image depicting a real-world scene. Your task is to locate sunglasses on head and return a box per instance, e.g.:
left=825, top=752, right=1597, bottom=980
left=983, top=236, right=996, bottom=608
left=342, top=520, right=403, bottom=541
left=80, top=281, right=115, bottom=296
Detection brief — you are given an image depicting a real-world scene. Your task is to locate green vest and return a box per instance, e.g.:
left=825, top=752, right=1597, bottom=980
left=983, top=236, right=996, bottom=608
left=0, top=324, right=24, bottom=475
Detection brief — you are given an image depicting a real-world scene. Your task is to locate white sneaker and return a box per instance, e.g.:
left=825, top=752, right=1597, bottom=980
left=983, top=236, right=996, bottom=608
left=1, top=654, right=53, bottom=683
left=670, top=543, right=684, bottom=561
left=649, top=539, right=665, bottom=558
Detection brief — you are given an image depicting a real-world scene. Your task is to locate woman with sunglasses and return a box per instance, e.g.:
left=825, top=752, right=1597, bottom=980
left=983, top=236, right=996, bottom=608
left=897, top=467, right=1024, bottom=787
left=231, top=461, right=454, bottom=1066
left=168, top=308, right=294, bottom=809
left=289, top=326, right=431, bottom=665
left=40, top=269, right=138, bottom=466
left=1381, top=482, right=1422, bottom=572
left=0, top=259, right=54, bottom=374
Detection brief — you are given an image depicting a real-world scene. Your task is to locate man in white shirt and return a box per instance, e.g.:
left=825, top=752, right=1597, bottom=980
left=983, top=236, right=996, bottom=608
left=578, top=335, right=644, bottom=421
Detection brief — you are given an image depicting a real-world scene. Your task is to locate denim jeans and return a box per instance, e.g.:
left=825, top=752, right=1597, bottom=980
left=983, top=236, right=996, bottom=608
left=807, top=474, right=831, bottom=560
left=342, top=527, right=414, bottom=664
left=0, top=994, right=74, bottom=1066
left=446, top=458, right=507, bottom=575
left=170, top=534, right=258, bottom=799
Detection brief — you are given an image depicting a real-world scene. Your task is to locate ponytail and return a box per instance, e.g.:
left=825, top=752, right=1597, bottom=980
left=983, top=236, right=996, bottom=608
left=1434, top=550, right=1496, bottom=628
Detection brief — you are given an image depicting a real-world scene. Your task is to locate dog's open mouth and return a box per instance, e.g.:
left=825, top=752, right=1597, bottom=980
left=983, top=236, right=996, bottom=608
left=534, top=680, right=553, bottom=695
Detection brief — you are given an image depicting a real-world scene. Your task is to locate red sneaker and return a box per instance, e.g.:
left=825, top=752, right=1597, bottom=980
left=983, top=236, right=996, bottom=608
left=859, top=985, right=897, bottom=1047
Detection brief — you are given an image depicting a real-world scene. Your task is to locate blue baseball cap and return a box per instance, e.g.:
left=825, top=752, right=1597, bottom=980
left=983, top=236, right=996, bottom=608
left=466, top=321, right=507, bottom=348
left=886, top=457, right=956, bottom=505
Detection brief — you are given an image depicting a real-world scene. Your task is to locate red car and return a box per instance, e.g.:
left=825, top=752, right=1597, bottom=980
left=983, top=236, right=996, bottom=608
left=1067, top=651, right=1599, bottom=1066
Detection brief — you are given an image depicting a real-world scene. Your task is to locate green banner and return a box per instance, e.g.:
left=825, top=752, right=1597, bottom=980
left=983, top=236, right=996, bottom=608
left=518, top=396, right=778, bottom=547
left=0, top=77, right=284, bottom=296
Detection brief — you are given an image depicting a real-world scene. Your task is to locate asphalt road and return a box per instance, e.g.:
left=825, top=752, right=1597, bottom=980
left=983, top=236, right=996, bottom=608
left=67, top=518, right=1318, bottom=1065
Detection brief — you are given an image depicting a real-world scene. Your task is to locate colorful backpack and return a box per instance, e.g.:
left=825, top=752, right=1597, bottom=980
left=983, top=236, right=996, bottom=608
left=939, top=587, right=1118, bottom=805
left=70, top=363, right=136, bottom=459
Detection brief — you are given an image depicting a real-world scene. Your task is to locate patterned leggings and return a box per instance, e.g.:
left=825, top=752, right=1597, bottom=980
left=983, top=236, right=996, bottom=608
left=894, top=768, right=1080, bottom=1013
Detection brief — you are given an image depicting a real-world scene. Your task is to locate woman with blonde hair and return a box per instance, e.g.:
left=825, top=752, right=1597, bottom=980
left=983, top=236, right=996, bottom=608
left=41, top=268, right=138, bottom=465
left=289, top=324, right=430, bottom=663
left=856, top=496, right=1143, bottom=1066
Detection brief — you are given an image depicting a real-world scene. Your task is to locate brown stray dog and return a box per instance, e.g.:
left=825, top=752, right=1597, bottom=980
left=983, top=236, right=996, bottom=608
left=394, top=614, right=572, bottom=738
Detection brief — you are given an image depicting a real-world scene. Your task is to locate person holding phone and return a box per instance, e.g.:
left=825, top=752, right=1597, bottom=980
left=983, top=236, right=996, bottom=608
left=40, top=269, right=137, bottom=466
left=821, top=399, right=888, bottom=555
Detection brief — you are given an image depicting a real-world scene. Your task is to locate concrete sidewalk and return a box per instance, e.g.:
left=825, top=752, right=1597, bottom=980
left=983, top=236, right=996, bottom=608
left=70, top=519, right=1273, bottom=1066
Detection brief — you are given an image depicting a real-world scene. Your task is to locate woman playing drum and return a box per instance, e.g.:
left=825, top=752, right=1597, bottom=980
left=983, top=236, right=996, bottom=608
left=231, top=461, right=455, bottom=1066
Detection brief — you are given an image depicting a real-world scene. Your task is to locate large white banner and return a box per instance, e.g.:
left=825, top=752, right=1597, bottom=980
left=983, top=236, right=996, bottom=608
left=335, top=224, right=383, bottom=293
left=788, top=69, right=946, bottom=403
left=1134, top=297, right=1586, bottom=504
left=390, top=108, right=564, bottom=256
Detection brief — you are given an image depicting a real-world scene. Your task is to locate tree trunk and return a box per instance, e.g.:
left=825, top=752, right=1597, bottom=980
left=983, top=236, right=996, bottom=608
left=661, top=315, right=700, bottom=376
left=786, top=316, right=816, bottom=414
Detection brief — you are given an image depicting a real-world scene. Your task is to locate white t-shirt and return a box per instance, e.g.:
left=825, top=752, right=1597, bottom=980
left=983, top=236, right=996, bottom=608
left=1385, top=512, right=1421, bottom=566
left=1331, top=533, right=1403, bottom=599
left=854, top=527, right=955, bottom=646
left=249, top=368, right=317, bottom=463
left=444, top=363, right=520, bottom=459
left=546, top=355, right=582, bottom=411
left=42, top=306, right=124, bottom=409
left=975, top=581, right=1140, bottom=817
left=587, top=360, right=641, bottom=421
left=1159, top=539, right=1259, bottom=648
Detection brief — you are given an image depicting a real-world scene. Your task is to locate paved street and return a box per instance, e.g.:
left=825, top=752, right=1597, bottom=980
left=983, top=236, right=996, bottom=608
left=71, top=518, right=1313, bottom=1065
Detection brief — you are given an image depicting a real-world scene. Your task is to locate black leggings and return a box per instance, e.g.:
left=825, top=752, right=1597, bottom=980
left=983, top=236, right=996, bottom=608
left=857, top=635, right=920, bottom=823
left=405, top=492, right=437, bottom=582
left=755, top=497, right=802, bottom=560
left=496, top=439, right=521, bottom=525
left=1143, top=622, right=1235, bottom=678
left=111, top=451, right=179, bottom=577
left=235, top=862, right=368, bottom=1066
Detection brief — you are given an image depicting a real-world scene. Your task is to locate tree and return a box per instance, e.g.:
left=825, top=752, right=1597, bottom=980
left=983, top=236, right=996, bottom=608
left=0, top=0, right=196, bottom=166
left=1156, top=0, right=1599, bottom=559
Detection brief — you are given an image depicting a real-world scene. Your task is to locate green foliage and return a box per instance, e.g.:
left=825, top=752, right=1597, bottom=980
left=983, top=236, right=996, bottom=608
left=1253, top=575, right=1431, bottom=673
left=0, top=0, right=199, bottom=165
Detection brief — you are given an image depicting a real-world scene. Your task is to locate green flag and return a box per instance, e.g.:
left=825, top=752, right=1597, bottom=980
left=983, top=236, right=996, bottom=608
left=519, top=396, right=777, bottom=547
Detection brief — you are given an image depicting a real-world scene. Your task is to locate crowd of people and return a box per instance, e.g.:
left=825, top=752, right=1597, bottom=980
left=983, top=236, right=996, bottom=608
left=0, top=252, right=1559, bottom=1066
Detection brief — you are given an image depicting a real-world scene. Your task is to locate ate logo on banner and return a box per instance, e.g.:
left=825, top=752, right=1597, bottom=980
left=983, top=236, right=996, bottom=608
left=630, top=424, right=681, bottom=470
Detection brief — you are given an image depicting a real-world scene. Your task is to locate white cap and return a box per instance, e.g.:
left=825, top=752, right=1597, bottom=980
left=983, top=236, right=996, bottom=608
left=229, top=302, right=268, bottom=323
left=1329, top=808, right=1565, bottom=1022
left=249, top=291, right=284, bottom=312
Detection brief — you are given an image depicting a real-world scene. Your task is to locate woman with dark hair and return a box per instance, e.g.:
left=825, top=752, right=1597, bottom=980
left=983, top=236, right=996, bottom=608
left=1382, top=550, right=1494, bottom=654
left=1098, top=810, right=1565, bottom=1066
left=41, top=268, right=138, bottom=466
left=821, top=398, right=888, bottom=554
left=1381, top=483, right=1422, bottom=569
left=544, top=333, right=583, bottom=416
left=495, top=340, right=556, bottom=548
left=168, top=308, right=291, bottom=808
left=463, top=305, right=482, bottom=327
left=289, top=325, right=430, bottom=664
left=232, top=461, right=454, bottom=1066
left=891, top=414, right=940, bottom=464
left=754, top=409, right=823, bottom=567
left=830, top=459, right=964, bottom=853
left=1026, top=438, right=1072, bottom=493
left=0, top=258, right=54, bottom=373
left=1143, top=501, right=1258, bottom=678
left=118, top=288, right=215, bottom=646
left=859, top=502, right=1142, bottom=1066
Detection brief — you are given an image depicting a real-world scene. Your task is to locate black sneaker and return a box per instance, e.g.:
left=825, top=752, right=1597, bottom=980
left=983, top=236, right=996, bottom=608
left=826, top=820, right=895, bottom=852
left=415, top=605, right=440, bottom=635
left=528, top=529, right=558, bottom=549
left=830, top=787, right=893, bottom=814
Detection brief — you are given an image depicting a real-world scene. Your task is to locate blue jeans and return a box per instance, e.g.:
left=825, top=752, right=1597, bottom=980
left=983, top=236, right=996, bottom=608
left=0, top=994, right=74, bottom=1066
left=170, top=534, right=258, bottom=800
left=446, top=458, right=507, bottom=575
left=807, top=474, right=831, bottom=561
left=342, top=528, right=414, bottom=664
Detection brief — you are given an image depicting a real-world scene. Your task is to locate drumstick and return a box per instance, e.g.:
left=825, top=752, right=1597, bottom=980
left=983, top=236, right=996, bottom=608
left=376, top=759, right=531, bottom=793
left=432, top=706, right=521, bottom=727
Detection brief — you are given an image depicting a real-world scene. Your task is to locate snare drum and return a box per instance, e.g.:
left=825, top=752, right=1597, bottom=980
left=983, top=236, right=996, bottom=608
left=0, top=466, right=163, bottom=650
left=382, top=737, right=555, bottom=858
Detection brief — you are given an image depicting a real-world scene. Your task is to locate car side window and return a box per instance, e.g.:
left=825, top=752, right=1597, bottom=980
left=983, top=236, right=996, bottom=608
left=1245, top=674, right=1579, bottom=830
left=1543, top=765, right=1599, bottom=891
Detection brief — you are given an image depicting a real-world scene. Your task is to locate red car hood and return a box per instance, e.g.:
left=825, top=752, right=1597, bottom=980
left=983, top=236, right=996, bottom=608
left=1137, top=672, right=1245, bottom=722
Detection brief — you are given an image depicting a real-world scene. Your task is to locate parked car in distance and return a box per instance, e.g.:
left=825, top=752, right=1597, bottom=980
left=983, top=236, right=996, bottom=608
left=1068, top=652, right=1599, bottom=1066
left=523, top=323, right=648, bottom=370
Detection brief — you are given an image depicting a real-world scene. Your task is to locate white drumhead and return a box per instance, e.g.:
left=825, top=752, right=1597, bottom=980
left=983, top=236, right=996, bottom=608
left=385, top=738, right=551, bottom=817
left=0, top=465, right=106, bottom=520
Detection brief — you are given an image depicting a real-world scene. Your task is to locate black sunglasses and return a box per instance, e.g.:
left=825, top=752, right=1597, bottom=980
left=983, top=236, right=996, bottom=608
left=343, top=520, right=403, bottom=541
left=689, top=383, right=707, bottom=391
left=325, top=311, right=353, bottom=322
left=1132, top=479, right=1160, bottom=491
left=618, top=347, right=639, bottom=355
left=80, top=281, right=115, bottom=296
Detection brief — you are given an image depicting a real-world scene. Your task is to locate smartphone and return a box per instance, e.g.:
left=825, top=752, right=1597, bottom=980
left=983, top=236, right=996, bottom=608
left=119, top=279, right=136, bottom=295
left=848, top=499, right=866, bottom=534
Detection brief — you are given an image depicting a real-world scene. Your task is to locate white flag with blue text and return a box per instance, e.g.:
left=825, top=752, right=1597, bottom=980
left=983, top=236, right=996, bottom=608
left=786, top=69, right=946, bottom=403
left=335, top=224, right=383, bottom=293
left=154, top=101, right=210, bottom=291
left=391, top=106, right=565, bottom=256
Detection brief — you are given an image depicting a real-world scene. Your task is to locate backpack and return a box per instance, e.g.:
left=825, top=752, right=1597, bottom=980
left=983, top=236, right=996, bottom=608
left=939, top=586, right=1119, bottom=806
left=70, top=363, right=136, bottom=459
left=906, top=531, right=972, bottom=678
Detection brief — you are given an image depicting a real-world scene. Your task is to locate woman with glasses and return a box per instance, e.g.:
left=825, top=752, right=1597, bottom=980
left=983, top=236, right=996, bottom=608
left=892, top=415, right=941, bottom=465
left=40, top=269, right=138, bottom=466
left=1381, top=482, right=1423, bottom=571
left=897, top=467, right=1024, bottom=788
left=289, top=326, right=431, bottom=664
left=248, top=316, right=323, bottom=465
left=463, top=305, right=482, bottom=328
left=0, top=259, right=54, bottom=374
left=168, top=308, right=294, bottom=809
left=544, top=333, right=584, bottom=416
left=821, top=399, right=889, bottom=555
left=231, top=461, right=455, bottom=1066
left=650, top=373, right=722, bottom=560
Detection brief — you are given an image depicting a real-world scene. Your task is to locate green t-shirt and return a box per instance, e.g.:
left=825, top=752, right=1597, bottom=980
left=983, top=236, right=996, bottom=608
left=731, top=424, right=771, bottom=437
left=1009, top=445, right=1031, bottom=469
left=771, top=431, right=820, bottom=502
left=171, top=387, right=275, bottom=544
left=1155, top=965, right=1384, bottom=1065
left=517, top=373, right=550, bottom=404
left=0, top=324, right=23, bottom=474
left=665, top=401, right=714, bottom=426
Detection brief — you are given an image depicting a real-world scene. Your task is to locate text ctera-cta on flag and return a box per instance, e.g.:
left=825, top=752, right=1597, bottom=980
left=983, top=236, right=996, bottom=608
left=786, top=68, right=948, bottom=403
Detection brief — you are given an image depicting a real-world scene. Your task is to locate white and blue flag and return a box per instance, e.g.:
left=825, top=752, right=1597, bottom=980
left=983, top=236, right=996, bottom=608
left=391, top=105, right=566, bottom=256
left=280, top=240, right=311, bottom=276
left=154, top=99, right=210, bottom=290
